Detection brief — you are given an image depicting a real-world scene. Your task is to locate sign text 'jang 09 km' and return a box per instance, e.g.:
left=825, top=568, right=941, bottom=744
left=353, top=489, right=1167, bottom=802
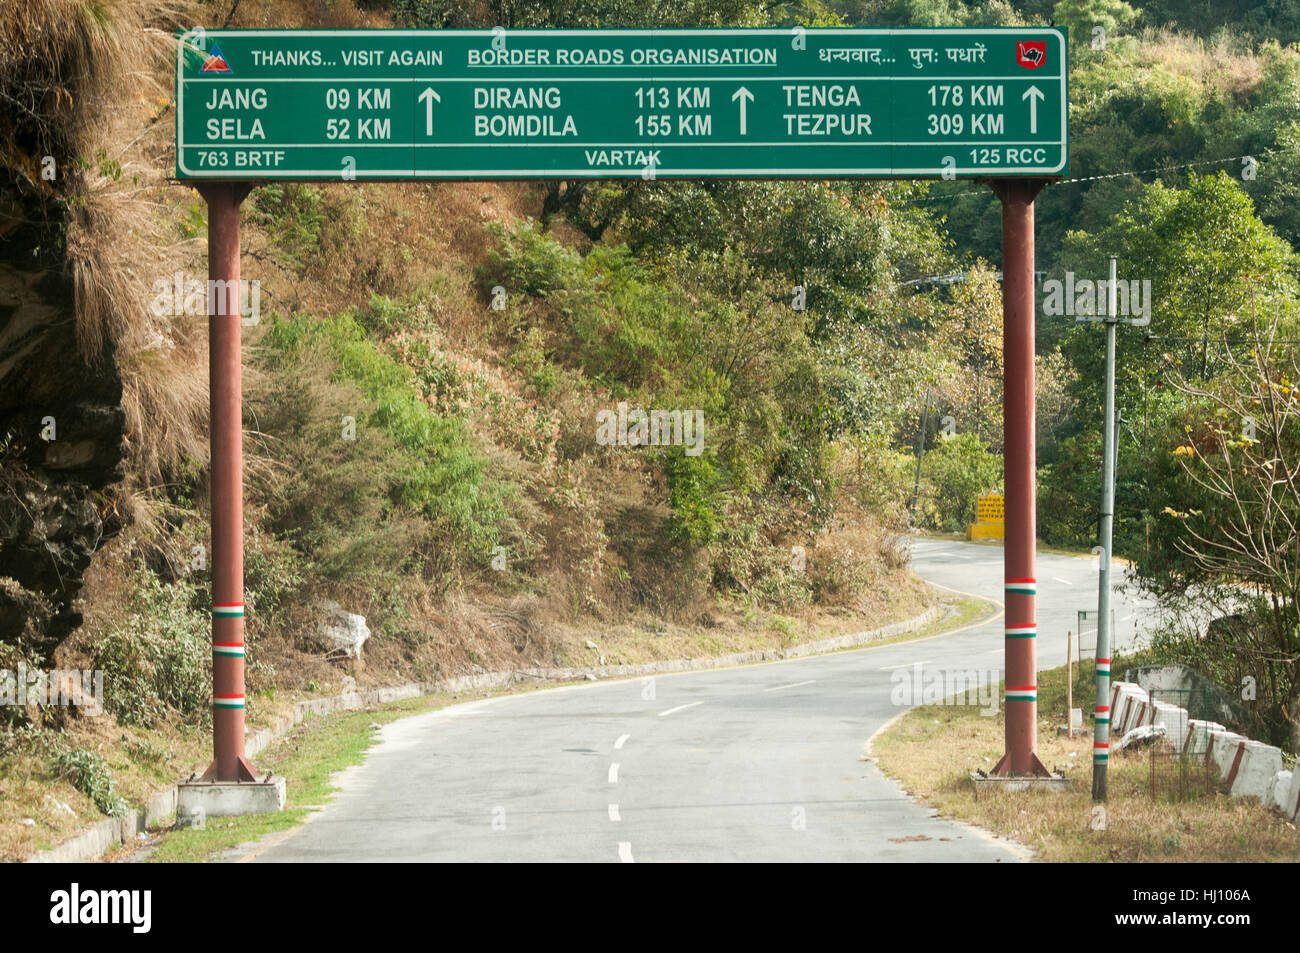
left=175, top=27, right=1067, bottom=180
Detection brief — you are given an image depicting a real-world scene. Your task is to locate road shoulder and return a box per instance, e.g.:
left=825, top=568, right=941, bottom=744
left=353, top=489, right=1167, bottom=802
left=871, top=659, right=1300, bottom=862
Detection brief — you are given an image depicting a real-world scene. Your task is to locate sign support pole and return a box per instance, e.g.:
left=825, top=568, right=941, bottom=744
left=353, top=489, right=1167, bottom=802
left=989, top=178, right=1051, bottom=777
left=909, top=386, right=930, bottom=522
left=197, top=181, right=258, bottom=783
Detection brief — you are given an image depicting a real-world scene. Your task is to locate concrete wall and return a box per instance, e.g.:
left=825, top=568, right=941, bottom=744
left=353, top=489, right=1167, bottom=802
left=1107, top=680, right=1297, bottom=819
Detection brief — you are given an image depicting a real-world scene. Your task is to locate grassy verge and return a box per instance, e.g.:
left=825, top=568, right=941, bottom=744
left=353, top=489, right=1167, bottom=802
left=872, top=658, right=1300, bottom=862
left=133, top=686, right=517, bottom=863
left=546, top=577, right=938, bottom=666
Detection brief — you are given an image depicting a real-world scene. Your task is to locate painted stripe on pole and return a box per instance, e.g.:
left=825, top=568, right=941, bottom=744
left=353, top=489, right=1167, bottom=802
left=1224, top=742, right=1246, bottom=788
left=1005, top=624, right=1036, bottom=638
left=212, top=642, right=245, bottom=657
left=1004, top=577, right=1036, bottom=594
left=1005, top=685, right=1037, bottom=701
left=212, top=603, right=244, bottom=618
left=214, top=694, right=245, bottom=709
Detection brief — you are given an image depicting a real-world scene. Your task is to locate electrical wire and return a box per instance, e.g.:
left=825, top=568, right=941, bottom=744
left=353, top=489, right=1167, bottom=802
left=902, top=147, right=1285, bottom=205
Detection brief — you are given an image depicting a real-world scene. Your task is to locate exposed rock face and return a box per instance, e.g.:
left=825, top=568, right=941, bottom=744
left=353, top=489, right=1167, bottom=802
left=316, top=600, right=371, bottom=661
left=0, top=237, right=126, bottom=649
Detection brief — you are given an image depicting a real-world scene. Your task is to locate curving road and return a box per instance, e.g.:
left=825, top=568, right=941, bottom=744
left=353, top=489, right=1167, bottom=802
left=240, top=538, right=1155, bottom=863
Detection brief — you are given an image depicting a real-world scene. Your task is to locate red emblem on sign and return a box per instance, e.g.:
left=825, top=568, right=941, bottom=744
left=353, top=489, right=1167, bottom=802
left=1016, top=40, right=1046, bottom=69
left=201, top=44, right=232, bottom=73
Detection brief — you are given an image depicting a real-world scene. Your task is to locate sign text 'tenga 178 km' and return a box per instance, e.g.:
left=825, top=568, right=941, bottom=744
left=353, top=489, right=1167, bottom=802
left=175, top=27, right=1067, bottom=180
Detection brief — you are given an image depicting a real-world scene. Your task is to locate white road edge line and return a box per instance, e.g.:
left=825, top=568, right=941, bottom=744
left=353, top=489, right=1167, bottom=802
left=618, top=842, right=634, bottom=863
left=1053, top=576, right=1073, bottom=585
left=614, top=733, right=630, bottom=749
left=861, top=711, right=1033, bottom=863
left=608, top=804, right=621, bottom=822
left=880, top=660, right=930, bottom=671
left=958, top=821, right=1034, bottom=862
left=608, top=763, right=619, bottom=783
left=762, top=679, right=817, bottom=692
left=658, top=701, right=702, bottom=717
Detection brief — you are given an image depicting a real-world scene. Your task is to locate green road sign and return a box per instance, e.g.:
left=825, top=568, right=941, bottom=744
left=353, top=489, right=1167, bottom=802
left=175, top=27, right=1067, bottom=180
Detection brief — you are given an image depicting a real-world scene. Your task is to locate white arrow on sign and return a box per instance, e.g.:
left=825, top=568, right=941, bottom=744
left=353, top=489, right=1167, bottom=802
left=418, top=87, right=441, bottom=136
left=1022, top=85, right=1044, bottom=134
left=732, top=86, right=754, bottom=135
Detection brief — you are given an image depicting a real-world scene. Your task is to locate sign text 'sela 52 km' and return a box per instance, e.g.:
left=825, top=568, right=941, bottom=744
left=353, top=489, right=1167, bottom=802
left=176, top=28, right=1067, bottom=180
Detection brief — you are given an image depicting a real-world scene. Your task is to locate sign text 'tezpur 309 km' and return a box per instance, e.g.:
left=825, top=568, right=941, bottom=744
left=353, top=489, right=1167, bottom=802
left=175, top=27, right=1067, bottom=180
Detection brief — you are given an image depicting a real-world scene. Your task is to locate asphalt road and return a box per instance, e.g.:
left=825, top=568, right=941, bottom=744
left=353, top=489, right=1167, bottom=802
left=242, top=538, right=1157, bottom=863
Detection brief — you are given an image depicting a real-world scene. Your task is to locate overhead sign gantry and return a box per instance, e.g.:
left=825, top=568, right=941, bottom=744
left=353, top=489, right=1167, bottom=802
left=174, top=26, right=1066, bottom=799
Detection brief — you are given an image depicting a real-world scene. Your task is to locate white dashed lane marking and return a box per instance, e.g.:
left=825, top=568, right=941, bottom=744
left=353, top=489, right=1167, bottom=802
left=880, top=660, right=930, bottom=671
left=658, top=702, right=702, bottom=717
left=618, top=842, right=634, bottom=863
left=614, top=733, right=630, bottom=750
left=608, top=804, right=621, bottom=822
left=763, top=680, right=817, bottom=692
left=608, top=763, right=619, bottom=783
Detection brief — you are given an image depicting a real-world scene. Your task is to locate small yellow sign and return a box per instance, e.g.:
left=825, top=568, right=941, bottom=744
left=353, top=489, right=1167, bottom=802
left=968, top=491, right=1005, bottom=540
left=975, top=492, right=1005, bottom=524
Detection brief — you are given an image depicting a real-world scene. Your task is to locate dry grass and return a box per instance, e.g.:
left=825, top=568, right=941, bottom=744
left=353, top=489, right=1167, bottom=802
left=545, top=578, right=931, bottom=667
left=4, top=0, right=215, bottom=498
left=1128, top=26, right=1266, bottom=98
left=0, top=709, right=209, bottom=861
left=225, top=0, right=390, bottom=30
left=873, top=660, right=1300, bottom=862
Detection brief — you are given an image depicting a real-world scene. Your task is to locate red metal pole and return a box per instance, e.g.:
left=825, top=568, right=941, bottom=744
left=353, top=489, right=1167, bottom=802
left=198, top=182, right=257, bottom=783
left=990, top=179, right=1050, bottom=777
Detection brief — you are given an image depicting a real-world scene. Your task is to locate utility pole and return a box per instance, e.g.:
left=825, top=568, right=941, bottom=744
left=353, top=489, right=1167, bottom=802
left=1093, top=256, right=1119, bottom=800
left=909, top=387, right=930, bottom=522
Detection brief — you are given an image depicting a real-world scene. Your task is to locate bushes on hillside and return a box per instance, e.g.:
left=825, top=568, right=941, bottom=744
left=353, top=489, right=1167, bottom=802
left=92, top=570, right=210, bottom=728
left=50, top=747, right=127, bottom=818
left=477, top=221, right=872, bottom=613
left=260, top=307, right=512, bottom=586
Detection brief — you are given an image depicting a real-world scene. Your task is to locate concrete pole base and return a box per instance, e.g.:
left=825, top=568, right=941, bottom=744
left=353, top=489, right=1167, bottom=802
left=176, top=776, right=286, bottom=827
left=1055, top=726, right=1091, bottom=738
left=970, top=771, right=1072, bottom=794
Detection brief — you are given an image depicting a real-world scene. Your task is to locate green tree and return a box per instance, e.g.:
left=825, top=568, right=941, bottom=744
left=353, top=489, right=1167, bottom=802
left=1052, top=0, right=1137, bottom=52
left=1059, top=173, right=1296, bottom=414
